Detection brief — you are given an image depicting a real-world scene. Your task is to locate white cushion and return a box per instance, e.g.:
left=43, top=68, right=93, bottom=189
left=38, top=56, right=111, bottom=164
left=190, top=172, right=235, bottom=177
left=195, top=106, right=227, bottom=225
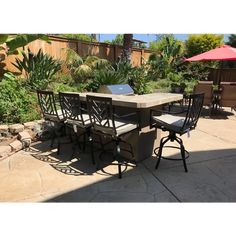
left=115, top=120, right=138, bottom=136
left=153, top=114, right=185, bottom=132
left=44, top=110, right=64, bottom=122
left=94, top=119, right=138, bottom=136
left=66, top=114, right=91, bottom=128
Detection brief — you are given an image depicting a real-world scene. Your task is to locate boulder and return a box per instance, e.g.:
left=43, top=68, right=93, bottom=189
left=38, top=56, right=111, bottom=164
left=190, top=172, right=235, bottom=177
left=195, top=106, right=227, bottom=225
left=18, top=131, right=32, bottom=141
left=0, top=125, right=8, bottom=133
left=9, top=140, right=23, bottom=151
left=9, top=124, right=24, bottom=134
left=23, top=121, right=36, bottom=130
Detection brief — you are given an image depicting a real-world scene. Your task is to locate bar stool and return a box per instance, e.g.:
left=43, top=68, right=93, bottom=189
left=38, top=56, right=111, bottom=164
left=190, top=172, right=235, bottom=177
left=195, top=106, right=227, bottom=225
left=150, top=93, right=204, bottom=172
left=37, top=90, right=65, bottom=155
left=59, top=92, right=95, bottom=164
left=86, top=95, right=140, bottom=178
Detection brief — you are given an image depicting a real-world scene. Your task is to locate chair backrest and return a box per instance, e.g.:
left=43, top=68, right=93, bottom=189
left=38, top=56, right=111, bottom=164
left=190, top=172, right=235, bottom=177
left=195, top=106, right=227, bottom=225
left=37, top=90, right=60, bottom=121
left=86, top=95, right=116, bottom=135
left=219, top=83, right=236, bottom=108
left=59, top=92, right=87, bottom=126
left=193, top=81, right=213, bottom=106
left=181, top=93, right=204, bottom=132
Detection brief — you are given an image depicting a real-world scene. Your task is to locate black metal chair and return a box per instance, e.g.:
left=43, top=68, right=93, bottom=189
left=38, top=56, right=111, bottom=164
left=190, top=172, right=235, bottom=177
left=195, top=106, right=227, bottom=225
left=58, top=92, right=95, bottom=164
left=150, top=93, right=204, bottom=172
left=86, top=95, right=140, bottom=178
left=36, top=90, right=65, bottom=154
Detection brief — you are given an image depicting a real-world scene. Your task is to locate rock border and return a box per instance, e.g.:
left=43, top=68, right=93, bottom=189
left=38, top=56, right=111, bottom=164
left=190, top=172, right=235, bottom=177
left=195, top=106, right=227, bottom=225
left=0, top=120, right=49, bottom=160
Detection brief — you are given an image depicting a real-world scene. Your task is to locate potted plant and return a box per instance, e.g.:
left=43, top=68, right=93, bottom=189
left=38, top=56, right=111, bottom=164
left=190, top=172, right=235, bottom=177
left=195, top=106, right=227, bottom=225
left=168, top=72, right=186, bottom=93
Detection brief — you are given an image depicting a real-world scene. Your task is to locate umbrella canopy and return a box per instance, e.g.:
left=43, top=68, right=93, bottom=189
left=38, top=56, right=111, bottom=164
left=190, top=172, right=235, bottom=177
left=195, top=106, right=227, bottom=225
left=185, top=45, right=236, bottom=61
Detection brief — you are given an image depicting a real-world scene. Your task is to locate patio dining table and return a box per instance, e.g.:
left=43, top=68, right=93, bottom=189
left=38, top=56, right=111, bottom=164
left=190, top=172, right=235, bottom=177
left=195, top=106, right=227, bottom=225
left=78, top=92, right=183, bottom=162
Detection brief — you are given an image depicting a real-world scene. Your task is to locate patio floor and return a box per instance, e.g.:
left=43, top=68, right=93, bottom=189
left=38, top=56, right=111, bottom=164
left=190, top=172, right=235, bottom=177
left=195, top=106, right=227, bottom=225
left=1, top=108, right=236, bottom=202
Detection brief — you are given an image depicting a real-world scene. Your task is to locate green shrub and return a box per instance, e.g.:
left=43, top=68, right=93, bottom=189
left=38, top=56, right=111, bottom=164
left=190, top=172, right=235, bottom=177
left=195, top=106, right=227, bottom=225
left=0, top=73, right=40, bottom=124
left=185, top=34, right=223, bottom=57
left=129, top=66, right=152, bottom=94
left=148, top=79, right=171, bottom=92
left=63, top=49, right=110, bottom=82
left=49, top=82, right=86, bottom=93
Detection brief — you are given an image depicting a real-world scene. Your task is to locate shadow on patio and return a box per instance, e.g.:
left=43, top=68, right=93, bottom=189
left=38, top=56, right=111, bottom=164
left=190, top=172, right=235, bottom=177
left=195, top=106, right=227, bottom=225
left=26, top=139, right=236, bottom=202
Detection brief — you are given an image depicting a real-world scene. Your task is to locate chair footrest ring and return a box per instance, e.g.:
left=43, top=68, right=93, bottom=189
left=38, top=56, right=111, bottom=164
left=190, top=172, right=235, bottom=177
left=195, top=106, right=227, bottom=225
left=154, top=145, right=189, bottom=161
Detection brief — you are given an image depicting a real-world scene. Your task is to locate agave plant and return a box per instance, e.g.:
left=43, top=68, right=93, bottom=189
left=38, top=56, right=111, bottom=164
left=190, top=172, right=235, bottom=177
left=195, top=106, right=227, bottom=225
left=0, top=34, right=50, bottom=77
left=88, top=68, right=127, bottom=92
left=12, top=48, right=61, bottom=90
left=95, top=68, right=127, bottom=85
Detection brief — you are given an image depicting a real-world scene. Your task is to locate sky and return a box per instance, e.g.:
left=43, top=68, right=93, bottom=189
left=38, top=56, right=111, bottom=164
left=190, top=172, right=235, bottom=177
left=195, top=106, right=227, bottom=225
left=99, top=34, right=229, bottom=46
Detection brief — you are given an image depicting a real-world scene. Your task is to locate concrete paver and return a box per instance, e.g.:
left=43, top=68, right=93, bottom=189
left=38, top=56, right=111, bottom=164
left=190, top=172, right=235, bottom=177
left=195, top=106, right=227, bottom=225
left=0, top=110, right=236, bottom=202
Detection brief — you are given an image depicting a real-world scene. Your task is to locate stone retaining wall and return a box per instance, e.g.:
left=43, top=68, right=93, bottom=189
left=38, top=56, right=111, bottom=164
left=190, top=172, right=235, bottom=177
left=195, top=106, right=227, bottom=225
left=0, top=120, right=49, bottom=160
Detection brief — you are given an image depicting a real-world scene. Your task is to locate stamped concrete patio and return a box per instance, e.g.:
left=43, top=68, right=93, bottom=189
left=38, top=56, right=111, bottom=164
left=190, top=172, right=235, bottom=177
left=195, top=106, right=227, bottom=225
left=0, top=109, right=236, bottom=202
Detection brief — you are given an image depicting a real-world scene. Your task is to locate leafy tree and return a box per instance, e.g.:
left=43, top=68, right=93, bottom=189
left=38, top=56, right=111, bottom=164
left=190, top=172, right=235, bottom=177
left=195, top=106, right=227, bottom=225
left=149, top=35, right=184, bottom=55
left=103, top=40, right=111, bottom=44
left=148, top=35, right=185, bottom=80
left=223, top=34, right=236, bottom=68
left=62, top=48, right=110, bottom=82
left=185, top=34, right=223, bottom=57
left=111, top=34, right=124, bottom=45
left=226, top=34, right=236, bottom=48
left=59, top=34, right=96, bottom=42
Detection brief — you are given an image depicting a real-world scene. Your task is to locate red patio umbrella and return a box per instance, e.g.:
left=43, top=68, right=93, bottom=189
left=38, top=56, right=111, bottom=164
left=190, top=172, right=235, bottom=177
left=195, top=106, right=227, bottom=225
left=185, top=45, right=236, bottom=61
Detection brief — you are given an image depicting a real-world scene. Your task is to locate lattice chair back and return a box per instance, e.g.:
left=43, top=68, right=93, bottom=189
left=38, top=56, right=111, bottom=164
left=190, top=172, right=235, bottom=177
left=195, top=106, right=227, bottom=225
left=86, top=95, right=116, bottom=135
left=59, top=92, right=86, bottom=127
left=37, top=90, right=60, bottom=121
left=181, top=93, right=204, bottom=132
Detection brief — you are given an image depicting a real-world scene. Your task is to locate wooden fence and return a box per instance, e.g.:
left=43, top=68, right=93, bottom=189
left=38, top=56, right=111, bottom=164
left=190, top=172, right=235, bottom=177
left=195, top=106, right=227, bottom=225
left=4, top=36, right=154, bottom=72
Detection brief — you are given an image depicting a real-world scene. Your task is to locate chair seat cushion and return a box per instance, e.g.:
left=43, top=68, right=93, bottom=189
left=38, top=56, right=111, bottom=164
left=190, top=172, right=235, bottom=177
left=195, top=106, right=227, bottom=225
left=152, top=114, right=185, bottom=133
left=115, top=120, right=138, bottom=136
left=94, top=119, right=138, bottom=136
left=66, top=114, right=91, bottom=128
left=44, top=110, right=64, bottom=122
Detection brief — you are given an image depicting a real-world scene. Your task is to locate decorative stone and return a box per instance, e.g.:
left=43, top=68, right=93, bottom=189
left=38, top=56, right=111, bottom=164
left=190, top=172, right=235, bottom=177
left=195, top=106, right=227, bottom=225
left=9, top=124, right=24, bottom=134
left=0, top=125, right=8, bottom=133
left=23, top=121, right=36, bottom=130
left=22, top=139, right=31, bottom=149
left=18, top=131, right=32, bottom=141
left=9, top=140, right=23, bottom=151
left=0, top=146, right=12, bottom=159
left=36, top=119, right=45, bottom=125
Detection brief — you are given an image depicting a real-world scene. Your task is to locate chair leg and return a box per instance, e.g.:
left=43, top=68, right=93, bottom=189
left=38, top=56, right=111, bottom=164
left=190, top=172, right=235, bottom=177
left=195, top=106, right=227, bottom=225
left=118, top=163, right=122, bottom=179
left=57, top=136, right=61, bottom=155
left=180, top=143, right=188, bottom=172
left=50, top=129, right=56, bottom=148
left=176, top=137, right=188, bottom=172
left=68, top=128, right=73, bottom=143
left=83, top=133, right=86, bottom=152
left=50, top=136, right=55, bottom=148
left=88, top=130, right=95, bottom=165
left=115, top=141, right=122, bottom=179
left=155, top=136, right=169, bottom=170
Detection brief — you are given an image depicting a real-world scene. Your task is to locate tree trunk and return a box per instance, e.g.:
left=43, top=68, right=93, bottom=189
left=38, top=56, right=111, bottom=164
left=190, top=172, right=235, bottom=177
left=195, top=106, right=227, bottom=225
left=122, top=34, right=133, bottom=63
